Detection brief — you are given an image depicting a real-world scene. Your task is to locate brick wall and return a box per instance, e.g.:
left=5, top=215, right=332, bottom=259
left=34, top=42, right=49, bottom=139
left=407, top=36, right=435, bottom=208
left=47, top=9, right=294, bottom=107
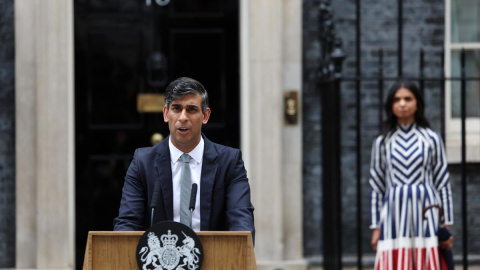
left=303, top=0, right=324, bottom=257
left=0, top=0, right=15, bottom=267
left=303, top=0, right=479, bottom=264
left=449, top=164, right=480, bottom=260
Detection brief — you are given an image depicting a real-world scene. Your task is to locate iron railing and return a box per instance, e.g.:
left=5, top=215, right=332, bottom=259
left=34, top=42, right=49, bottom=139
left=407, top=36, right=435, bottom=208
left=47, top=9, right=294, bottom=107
left=316, top=0, right=477, bottom=269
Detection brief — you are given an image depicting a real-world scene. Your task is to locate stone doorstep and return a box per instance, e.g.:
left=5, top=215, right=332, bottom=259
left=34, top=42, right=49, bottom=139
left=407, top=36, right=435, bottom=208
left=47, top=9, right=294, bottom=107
left=256, top=259, right=308, bottom=270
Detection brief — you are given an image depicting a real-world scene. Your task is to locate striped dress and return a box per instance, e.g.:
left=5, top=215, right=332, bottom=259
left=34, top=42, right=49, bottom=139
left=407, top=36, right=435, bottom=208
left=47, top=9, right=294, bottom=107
left=369, top=123, right=453, bottom=270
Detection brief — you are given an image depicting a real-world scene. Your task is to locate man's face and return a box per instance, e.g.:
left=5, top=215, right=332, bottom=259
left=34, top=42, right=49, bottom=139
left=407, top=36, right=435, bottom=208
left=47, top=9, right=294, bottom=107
left=163, top=93, right=211, bottom=153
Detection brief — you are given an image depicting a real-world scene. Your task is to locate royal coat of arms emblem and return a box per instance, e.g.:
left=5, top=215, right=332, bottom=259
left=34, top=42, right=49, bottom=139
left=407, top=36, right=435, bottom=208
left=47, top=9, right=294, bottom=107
left=136, top=221, right=203, bottom=270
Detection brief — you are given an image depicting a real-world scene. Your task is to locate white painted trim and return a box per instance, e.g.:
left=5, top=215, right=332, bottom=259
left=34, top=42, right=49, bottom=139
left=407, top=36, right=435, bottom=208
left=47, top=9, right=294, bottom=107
left=67, top=0, right=76, bottom=266
left=15, top=0, right=75, bottom=268
left=450, top=43, right=480, bottom=50
left=240, top=0, right=251, bottom=169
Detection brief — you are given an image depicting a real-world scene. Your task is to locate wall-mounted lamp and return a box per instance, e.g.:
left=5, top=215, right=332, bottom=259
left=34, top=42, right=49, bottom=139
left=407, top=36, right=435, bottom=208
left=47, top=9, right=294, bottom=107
left=284, top=91, right=298, bottom=125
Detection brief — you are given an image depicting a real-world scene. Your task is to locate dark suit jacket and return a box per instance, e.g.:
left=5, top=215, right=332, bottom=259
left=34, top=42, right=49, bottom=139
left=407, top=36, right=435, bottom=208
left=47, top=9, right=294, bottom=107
left=113, top=135, right=255, bottom=240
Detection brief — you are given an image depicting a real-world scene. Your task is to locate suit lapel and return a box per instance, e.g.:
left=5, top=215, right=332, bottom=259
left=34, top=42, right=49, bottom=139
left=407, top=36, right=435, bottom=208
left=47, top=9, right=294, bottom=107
left=154, top=138, right=174, bottom=221
left=200, top=136, right=218, bottom=230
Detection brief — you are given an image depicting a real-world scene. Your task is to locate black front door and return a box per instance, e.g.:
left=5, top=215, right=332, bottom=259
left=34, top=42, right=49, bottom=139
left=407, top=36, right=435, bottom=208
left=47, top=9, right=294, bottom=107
left=74, top=0, right=239, bottom=267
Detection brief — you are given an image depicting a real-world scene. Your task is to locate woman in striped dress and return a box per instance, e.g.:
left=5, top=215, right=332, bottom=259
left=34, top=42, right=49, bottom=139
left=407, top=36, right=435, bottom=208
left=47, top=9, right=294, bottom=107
left=369, top=81, right=454, bottom=270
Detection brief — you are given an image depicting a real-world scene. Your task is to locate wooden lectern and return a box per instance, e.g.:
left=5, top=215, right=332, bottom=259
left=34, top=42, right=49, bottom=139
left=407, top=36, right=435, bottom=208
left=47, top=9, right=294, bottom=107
left=82, top=231, right=256, bottom=270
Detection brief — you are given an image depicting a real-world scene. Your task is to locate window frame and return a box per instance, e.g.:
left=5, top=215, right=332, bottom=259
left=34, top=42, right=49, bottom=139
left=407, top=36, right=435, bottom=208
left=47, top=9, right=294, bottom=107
left=444, top=0, right=480, bottom=163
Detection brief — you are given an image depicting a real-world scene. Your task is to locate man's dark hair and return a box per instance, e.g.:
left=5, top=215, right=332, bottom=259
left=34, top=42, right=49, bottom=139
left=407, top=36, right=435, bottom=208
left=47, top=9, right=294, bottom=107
left=382, top=80, right=430, bottom=136
left=164, top=77, right=209, bottom=113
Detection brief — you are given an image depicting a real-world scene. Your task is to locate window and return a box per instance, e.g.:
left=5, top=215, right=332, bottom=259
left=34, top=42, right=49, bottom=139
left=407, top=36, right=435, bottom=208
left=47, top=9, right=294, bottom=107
left=445, top=0, right=480, bottom=162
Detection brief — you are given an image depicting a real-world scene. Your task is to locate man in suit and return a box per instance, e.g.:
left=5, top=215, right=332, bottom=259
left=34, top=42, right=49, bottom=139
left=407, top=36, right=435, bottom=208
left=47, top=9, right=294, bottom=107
left=113, top=77, right=255, bottom=241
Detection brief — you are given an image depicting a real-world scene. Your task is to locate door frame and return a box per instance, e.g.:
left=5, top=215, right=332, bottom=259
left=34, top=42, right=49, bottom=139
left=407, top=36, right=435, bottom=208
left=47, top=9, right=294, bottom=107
left=15, top=0, right=305, bottom=268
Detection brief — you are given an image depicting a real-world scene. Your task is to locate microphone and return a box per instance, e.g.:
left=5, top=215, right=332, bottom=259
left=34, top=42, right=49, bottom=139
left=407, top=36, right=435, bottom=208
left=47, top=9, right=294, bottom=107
left=150, top=180, right=161, bottom=228
left=189, top=183, right=198, bottom=212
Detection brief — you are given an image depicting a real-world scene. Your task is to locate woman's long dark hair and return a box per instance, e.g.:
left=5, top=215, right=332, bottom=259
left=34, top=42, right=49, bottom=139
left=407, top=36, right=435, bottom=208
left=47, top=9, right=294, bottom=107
left=382, top=81, right=430, bottom=136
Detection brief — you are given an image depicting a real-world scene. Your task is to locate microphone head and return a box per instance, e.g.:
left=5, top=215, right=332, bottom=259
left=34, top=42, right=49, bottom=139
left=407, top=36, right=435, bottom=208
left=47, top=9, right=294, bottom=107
left=150, top=181, right=161, bottom=209
left=189, top=183, right=198, bottom=211
left=150, top=180, right=162, bottom=228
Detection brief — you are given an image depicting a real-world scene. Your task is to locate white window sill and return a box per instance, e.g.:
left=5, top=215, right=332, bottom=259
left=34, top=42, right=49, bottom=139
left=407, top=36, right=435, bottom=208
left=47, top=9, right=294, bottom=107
left=446, top=134, right=480, bottom=163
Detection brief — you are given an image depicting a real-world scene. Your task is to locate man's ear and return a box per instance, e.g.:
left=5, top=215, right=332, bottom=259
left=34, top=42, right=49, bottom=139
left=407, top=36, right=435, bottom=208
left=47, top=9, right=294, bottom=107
left=163, top=105, right=169, bottom=122
left=202, top=108, right=211, bottom=124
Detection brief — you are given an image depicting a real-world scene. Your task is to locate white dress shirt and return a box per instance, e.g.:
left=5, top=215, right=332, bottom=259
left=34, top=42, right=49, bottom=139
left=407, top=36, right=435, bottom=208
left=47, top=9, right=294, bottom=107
left=169, top=137, right=203, bottom=231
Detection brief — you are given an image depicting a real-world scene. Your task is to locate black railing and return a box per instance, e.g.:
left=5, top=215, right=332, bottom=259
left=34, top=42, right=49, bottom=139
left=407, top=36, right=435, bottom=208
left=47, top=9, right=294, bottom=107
left=316, top=0, right=477, bottom=269
left=460, top=49, right=468, bottom=270
left=317, top=1, right=346, bottom=269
